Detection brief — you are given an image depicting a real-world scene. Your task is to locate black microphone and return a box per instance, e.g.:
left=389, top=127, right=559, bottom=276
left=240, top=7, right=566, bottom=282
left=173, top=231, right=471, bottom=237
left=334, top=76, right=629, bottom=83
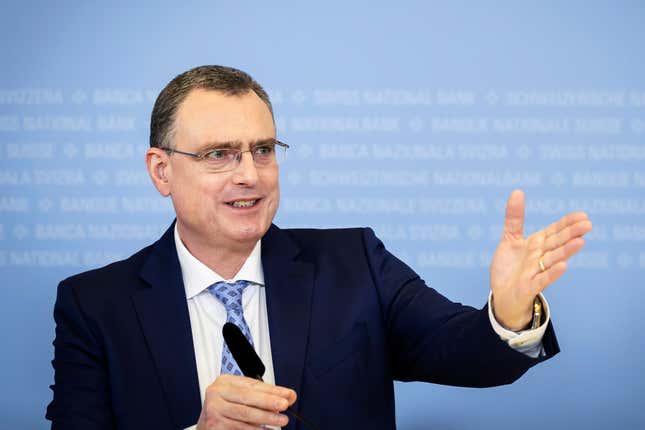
left=222, top=322, right=319, bottom=430
left=222, top=322, right=265, bottom=380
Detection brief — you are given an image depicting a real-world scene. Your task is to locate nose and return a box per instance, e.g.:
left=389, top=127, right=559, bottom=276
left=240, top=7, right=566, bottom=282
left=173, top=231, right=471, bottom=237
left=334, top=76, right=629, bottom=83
left=231, top=151, right=259, bottom=186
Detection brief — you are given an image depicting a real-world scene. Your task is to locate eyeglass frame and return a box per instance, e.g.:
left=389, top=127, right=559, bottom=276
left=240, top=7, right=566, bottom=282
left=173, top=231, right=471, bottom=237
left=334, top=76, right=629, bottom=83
left=162, top=139, right=289, bottom=172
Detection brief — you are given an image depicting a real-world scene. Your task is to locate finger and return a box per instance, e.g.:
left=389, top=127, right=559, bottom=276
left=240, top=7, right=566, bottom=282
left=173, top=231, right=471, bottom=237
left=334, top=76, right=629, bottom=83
left=200, top=401, right=265, bottom=430
left=502, top=189, right=525, bottom=239
left=533, top=261, right=567, bottom=293
left=286, top=389, right=297, bottom=406
left=220, top=402, right=289, bottom=427
left=543, top=219, right=592, bottom=253
left=225, top=375, right=296, bottom=398
left=206, top=414, right=263, bottom=430
left=539, top=237, right=585, bottom=274
left=219, top=385, right=291, bottom=412
left=543, top=211, right=589, bottom=238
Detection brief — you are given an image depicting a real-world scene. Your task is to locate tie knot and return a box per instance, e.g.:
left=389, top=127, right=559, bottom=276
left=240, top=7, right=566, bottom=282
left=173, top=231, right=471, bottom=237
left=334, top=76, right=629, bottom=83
left=208, top=280, right=251, bottom=310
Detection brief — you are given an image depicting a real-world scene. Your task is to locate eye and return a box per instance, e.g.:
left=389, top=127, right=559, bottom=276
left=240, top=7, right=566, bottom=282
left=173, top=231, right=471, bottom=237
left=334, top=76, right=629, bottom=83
left=254, top=145, right=274, bottom=156
left=204, top=148, right=232, bottom=160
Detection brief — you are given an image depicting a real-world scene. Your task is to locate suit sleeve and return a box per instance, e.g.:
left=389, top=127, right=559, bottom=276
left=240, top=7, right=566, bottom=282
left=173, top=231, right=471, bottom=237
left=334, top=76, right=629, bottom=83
left=361, top=228, right=559, bottom=388
left=46, top=281, right=116, bottom=429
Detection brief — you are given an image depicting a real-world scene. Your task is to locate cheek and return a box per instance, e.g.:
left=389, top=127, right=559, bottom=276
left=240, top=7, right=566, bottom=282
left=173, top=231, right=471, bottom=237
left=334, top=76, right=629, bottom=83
left=263, top=172, right=280, bottom=211
left=173, top=176, right=223, bottom=220
left=262, top=168, right=280, bottom=195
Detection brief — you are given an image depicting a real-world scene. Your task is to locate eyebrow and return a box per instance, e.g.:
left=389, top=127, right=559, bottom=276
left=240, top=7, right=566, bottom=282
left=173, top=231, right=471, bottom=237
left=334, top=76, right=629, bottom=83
left=198, top=138, right=277, bottom=152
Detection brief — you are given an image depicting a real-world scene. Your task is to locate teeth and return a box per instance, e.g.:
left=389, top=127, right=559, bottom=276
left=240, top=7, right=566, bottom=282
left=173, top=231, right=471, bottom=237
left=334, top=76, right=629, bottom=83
left=230, top=200, right=257, bottom=208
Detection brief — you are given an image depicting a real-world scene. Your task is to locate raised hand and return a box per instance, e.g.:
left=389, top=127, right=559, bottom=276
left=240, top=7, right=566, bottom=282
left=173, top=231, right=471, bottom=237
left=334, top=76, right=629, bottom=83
left=489, top=190, right=592, bottom=331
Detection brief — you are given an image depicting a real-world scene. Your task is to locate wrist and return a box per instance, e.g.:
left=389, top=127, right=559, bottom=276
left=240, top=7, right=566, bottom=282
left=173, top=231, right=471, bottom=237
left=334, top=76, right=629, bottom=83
left=491, top=294, right=533, bottom=331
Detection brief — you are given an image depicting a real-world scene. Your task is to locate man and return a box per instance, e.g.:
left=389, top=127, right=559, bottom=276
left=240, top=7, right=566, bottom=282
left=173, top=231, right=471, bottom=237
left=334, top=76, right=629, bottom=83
left=47, top=65, right=592, bottom=429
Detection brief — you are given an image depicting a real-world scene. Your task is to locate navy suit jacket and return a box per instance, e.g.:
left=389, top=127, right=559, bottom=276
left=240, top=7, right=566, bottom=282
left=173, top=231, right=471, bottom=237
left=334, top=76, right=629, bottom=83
left=47, top=223, right=559, bottom=429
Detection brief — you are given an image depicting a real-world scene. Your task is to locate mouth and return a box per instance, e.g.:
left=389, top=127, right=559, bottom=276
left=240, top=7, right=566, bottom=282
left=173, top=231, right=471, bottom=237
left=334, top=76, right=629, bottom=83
left=225, top=198, right=261, bottom=208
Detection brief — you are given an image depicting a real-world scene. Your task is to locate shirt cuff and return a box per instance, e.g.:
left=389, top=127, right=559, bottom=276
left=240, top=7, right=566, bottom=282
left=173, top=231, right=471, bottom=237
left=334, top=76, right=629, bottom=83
left=488, top=291, right=550, bottom=358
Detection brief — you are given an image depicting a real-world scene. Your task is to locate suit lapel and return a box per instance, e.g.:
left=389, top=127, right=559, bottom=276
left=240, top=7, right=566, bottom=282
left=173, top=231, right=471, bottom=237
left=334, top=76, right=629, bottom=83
left=130, top=223, right=314, bottom=429
left=262, top=225, right=314, bottom=429
left=132, top=223, right=202, bottom=429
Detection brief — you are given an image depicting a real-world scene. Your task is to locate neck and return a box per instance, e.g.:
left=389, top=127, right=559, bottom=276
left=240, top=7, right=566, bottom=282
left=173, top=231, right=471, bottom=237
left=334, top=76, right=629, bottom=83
left=176, top=223, right=256, bottom=279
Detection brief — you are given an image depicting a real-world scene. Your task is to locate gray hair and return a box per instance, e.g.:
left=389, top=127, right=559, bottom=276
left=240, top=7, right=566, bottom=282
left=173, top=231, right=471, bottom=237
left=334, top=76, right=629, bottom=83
left=149, top=65, right=273, bottom=149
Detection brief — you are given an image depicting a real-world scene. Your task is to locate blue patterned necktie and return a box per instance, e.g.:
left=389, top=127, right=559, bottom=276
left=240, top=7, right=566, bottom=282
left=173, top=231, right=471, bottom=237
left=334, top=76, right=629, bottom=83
left=209, top=280, right=254, bottom=376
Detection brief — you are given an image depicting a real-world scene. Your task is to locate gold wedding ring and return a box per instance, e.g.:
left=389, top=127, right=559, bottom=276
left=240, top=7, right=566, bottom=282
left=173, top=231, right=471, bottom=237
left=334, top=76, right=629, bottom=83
left=538, top=257, right=546, bottom=272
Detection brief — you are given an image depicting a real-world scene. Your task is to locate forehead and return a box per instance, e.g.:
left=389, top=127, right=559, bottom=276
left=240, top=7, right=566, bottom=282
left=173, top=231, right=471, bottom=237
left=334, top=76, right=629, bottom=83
left=174, top=89, right=275, bottom=147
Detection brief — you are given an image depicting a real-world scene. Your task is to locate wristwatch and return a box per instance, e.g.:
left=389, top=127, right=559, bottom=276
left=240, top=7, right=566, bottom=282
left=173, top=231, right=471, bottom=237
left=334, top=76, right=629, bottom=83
left=530, top=296, right=543, bottom=330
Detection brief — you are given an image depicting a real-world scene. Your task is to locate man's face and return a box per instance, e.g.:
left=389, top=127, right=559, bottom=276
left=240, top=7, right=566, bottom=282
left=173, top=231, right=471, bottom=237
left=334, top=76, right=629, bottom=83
left=165, top=89, right=279, bottom=251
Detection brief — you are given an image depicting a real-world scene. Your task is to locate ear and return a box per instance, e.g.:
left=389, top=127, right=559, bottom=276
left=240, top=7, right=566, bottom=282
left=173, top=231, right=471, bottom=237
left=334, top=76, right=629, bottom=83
left=146, top=148, right=172, bottom=197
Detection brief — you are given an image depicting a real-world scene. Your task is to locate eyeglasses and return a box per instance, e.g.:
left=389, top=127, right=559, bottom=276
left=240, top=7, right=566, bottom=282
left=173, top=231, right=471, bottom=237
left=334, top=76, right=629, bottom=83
left=164, top=139, right=289, bottom=172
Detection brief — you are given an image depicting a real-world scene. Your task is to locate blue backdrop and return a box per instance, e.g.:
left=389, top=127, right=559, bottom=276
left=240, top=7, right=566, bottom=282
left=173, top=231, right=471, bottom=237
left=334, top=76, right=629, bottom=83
left=1, top=1, right=644, bottom=428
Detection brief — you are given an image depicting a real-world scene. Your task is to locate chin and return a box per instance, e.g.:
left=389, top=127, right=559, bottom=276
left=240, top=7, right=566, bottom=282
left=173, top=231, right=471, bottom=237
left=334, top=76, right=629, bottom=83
left=232, top=224, right=266, bottom=242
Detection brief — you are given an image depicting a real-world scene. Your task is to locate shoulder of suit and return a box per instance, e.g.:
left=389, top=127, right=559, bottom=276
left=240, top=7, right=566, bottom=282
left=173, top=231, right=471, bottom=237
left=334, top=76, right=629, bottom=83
left=282, top=226, right=368, bottom=239
left=280, top=226, right=378, bottom=253
left=58, top=242, right=155, bottom=293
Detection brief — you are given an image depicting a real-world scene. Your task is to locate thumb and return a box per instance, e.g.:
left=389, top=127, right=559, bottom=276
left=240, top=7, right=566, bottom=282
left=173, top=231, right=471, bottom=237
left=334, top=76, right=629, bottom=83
left=503, top=189, right=525, bottom=240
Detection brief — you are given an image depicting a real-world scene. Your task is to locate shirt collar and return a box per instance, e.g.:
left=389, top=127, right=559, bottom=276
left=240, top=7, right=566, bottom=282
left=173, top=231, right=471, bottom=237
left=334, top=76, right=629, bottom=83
left=174, top=224, right=265, bottom=300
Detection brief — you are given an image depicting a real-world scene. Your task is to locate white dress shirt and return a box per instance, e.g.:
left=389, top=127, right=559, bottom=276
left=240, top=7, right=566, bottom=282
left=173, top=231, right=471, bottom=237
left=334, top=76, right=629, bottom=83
left=174, top=225, right=548, bottom=428
left=174, top=226, right=278, bottom=430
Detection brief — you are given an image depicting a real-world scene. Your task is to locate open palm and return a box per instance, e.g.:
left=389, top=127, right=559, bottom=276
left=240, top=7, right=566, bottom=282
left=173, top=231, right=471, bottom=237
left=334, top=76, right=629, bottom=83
left=489, top=190, right=592, bottom=330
